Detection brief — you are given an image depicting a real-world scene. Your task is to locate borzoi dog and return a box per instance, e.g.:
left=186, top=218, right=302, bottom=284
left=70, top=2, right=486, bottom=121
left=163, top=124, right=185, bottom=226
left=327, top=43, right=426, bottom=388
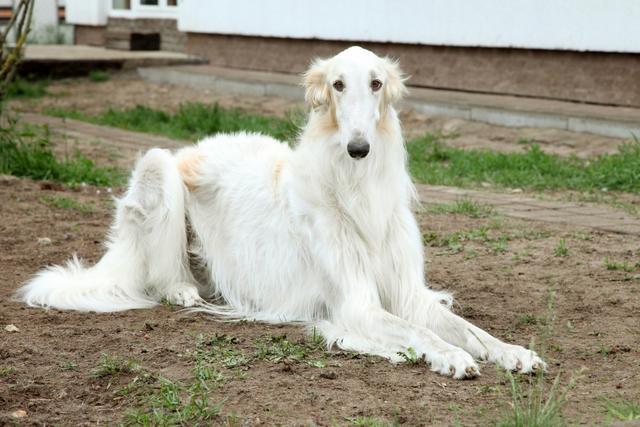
left=17, top=46, right=545, bottom=378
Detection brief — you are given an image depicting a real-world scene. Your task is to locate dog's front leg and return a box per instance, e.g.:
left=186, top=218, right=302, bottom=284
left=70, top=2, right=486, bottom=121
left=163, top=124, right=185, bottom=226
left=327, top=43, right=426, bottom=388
left=307, top=218, right=479, bottom=379
left=382, top=208, right=546, bottom=374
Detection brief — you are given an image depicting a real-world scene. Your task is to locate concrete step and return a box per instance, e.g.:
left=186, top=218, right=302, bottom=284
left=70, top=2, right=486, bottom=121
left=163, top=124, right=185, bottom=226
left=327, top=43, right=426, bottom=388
left=138, top=64, right=640, bottom=140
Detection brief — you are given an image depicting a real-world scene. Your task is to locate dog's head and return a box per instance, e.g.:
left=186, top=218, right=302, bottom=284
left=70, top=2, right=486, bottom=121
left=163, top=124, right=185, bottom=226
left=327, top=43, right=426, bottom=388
left=303, top=46, right=407, bottom=160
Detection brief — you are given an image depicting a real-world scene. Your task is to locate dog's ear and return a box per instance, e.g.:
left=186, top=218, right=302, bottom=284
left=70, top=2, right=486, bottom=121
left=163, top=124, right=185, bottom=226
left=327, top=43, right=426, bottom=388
left=303, top=59, right=330, bottom=109
left=383, top=57, right=408, bottom=105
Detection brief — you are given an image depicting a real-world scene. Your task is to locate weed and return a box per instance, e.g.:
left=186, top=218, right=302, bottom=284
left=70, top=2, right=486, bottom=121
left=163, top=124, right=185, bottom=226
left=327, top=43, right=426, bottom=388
left=60, top=360, right=78, bottom=371
left=495, top=369, right=583, bottom=427
left=47, top=103, right=305, bottom=143
left=597, top=344, right=611, bottom=358
left=88, top=70, right=110, bottom=82
left=351, top=416, right=392, bottom=427
left=605, top=397, right=640, bottom=421
left=91, top=353, right=139, bottom=378
left=41, top=195, right=94, bottom=213
left=0, top=366, right=15, bottom=377
left=604, top=258, right=636, bottom=272
left=554, top=240, right=569, bottom=257
left=517, top=314, right=538, bottom=326
left=397, top=347, right=422, bottom=365
left=0, top=120, right=123, bottom=186
left=427, top=198, right=495, bottom=218
left=253, top=334, right=327, bottom=367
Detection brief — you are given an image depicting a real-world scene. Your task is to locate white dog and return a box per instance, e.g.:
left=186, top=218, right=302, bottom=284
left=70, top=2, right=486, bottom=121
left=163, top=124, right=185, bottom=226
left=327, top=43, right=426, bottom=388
left=17, top=47, right=545, bottom=379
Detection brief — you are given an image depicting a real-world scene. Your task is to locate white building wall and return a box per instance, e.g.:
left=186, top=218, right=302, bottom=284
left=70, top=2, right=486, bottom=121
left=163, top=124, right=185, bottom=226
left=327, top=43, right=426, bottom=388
left=65, top=0, right=109, bottom=26
left=178, top=0, right=640, bottom=53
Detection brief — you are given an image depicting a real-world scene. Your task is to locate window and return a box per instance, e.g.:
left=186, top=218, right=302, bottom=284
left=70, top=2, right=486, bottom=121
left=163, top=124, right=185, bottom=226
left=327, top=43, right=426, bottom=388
left=112, top=0, right=131, bottom=9
left=140, top=0, right=159, bottom=5
left=167, top=0, right=178, bottom=5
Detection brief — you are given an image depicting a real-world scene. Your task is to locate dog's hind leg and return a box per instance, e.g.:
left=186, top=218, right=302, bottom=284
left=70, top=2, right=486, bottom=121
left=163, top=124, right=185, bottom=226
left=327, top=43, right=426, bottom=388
left=17, top=148, right=201, bottom=311
left=120, top=148, right=202, bottom=307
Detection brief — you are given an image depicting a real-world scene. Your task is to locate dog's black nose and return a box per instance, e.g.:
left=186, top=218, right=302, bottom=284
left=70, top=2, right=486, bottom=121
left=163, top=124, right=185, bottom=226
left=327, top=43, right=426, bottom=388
left=347, top=138, right=370, bottom=159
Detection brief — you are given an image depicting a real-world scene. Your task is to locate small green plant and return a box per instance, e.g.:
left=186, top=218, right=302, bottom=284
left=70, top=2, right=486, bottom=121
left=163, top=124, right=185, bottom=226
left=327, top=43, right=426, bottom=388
left=427, top=198, right=495, bottom=218
left=41, top=195, right=95, bottom=213
left=91, top=354, right=139, bottom=378
left=60, top=360, right=78, bottom=371
left=604, top=258, right=636, bottom=272
left=554, top=240, right=569, bottom=257
left=351, top=416, right=392, bottom=427
left=0, top=366, right=15, bottom=377
left=496, top=369, right=583, bottom=427
left=253, top=334, right=326, bottom=367
left=88, top=70, right=110, bottom=82
left=597, top=344, right=611, bottom=358
left=605, top=397, right=640, bottom=421
left=517, top=314, right=538, bottom=326
left=397, top=347, right=422, bottom=365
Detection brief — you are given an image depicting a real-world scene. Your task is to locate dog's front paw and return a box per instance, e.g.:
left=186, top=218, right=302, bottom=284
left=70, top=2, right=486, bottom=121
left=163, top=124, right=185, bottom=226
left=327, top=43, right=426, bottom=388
left=429, top=348, right=480, bottom=379
left=492, top=344, right=547, bottom=374
left=165, top=284, right=203, bottom=307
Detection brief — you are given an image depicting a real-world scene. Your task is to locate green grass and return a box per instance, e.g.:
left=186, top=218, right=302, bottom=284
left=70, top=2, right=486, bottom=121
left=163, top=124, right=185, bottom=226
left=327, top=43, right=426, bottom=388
left=46, top=103, right=304, bottom=143
left=0, top=121, right=123, bottom=186
left=88, top=70, right=110, bottom=82
left=427, top=199, right=495, bottom=218
left=41, top=195, right=95, bottom=213
left=605, top=398, right=640, bottom=421
left=91, top=353, right=139, bottom=379
left=554, top=239, right=569, bottom=257
left=604, top=258, right=637, bottom=272
left=495, top=370, right=582, bottom=427
left=5, top=78, right=49, bottom=99
left=408, top=134, right=640, bottom=193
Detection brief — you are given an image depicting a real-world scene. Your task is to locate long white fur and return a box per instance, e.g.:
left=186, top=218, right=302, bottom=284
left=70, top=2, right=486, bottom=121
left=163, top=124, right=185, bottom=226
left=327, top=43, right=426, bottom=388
left=16, top=47, right=546, bottom=379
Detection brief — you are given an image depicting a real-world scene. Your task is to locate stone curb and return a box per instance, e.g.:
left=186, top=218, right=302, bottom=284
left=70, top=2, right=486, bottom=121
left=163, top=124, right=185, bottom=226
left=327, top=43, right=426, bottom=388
left=138, top=65, right=640, bottom=140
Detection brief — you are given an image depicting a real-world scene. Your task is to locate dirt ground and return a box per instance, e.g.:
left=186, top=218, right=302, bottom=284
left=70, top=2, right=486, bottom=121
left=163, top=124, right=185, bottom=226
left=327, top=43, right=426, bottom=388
left=9, top=71, right=630, bottom=158
left=2, top=72, right=639, bottom=425
left=1, top=175, right=638, bottom=426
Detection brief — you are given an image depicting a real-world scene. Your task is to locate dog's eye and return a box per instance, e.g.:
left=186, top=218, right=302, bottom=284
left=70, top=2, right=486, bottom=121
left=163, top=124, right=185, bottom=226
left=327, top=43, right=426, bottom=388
left=371, top=79, right=382, bottom=92
left=333, top=80, right=344, bottom=92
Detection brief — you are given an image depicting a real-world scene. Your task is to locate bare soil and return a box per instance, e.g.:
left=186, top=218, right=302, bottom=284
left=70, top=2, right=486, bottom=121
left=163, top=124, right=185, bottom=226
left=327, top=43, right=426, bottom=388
left=8, top=71, right=630, bottom=158
left=2, top=71, right=639, bottom=426
left=1, top=175, right=639, bottom=426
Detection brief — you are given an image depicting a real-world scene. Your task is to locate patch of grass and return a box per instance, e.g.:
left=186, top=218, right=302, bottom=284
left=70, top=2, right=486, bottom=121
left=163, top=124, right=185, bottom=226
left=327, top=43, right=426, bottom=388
left=41, top=195, right=95, bottom=213
left=0, top=366, right=15, bottom=377
left=0, top=121, right=123, bottom=186
left=60, top=360, right=78, bottom=371
left=253, top=332, right=327, bottom=367
left=427, top=198, right=495, bottom=218
left=88, top=70, right=110, bottom=82
left=46, top=103, right=304, bottom=143
left=604, top=258, right=636, bottom=272
left=194, top=334, right=249, bottom=369
left=605, top=397, right=640, bottom=421
left=5, top=78, right=48, bottom=99
left=553, top=239, right=569, bottom=257
left=351, top=416, right=393, bottom=427
left=91, top=353, right=139, bottom=379
left=495, top=370, right=583, bottom=427
left=408, top=134, right=640, bottom=193
left=123, top=375, right=223, bottom=426
left=517, top=314, right=539, bottom=326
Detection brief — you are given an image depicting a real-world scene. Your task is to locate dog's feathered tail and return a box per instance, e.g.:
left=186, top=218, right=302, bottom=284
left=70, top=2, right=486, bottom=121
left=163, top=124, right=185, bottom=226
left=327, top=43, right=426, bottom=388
left=16, top=149, right=192, bottom=312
